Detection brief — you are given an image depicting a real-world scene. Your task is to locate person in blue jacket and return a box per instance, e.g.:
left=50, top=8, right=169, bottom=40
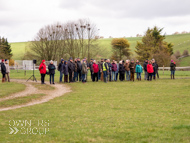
left=135, top=62, right=143, bottom=81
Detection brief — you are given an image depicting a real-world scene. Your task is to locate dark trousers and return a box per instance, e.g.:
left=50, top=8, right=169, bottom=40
left=2, top=74, right=5, bottom=78
left=64, top=75, right=68, bottom=82
left=119, top=72, right=124, bottom=81
left=78, top=71, right=81, bottom=81
left=69, top=72, right=73, bottom=82
left=41, top=74, right=45, bottom=84
left=148, top=73, right=153, bottom=81
left=73, top=72, right=78, bottom=82
left=93, top=73, right=98, bottom=82
left=90, top=71, right=93, bottom=80
left=108, top=71, right=112, bottom=81
left=116, top=72, right=118, bottom=81
left=130, top=72, right=134, bottom=81
left=50, top=74, right=54, bottom=84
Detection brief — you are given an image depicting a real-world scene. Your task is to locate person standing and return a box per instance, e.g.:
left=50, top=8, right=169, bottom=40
left=124, top=60, right=130, bottom=81
left=48, top=60, right=56, bottom=84
left=77, top=58, right=82, bottom=81
left=58, top=59, right=64, bottom=83
left=102, top=59, right=108, bottom=83
left=147, top=61, right=154, bottom=81
left=1, top=59, right=6, bottom=83
left=89, top=59, right=93, bottom=80
left=81, top=60, right=87, bottom=83
left=143, top=59, right=148, bottom=80
left=111, top=60, right=117, bottom=81
left=68, top=58, right=74, bottom=83
left=5, top=59, right=10, bottom=82
left=129, top=60, right=135, bottom=82
left=119, top=61, right=125, bottom=81
left=135, top=60, right=139, bottom=79
left=98, top=61, right=102, bottom=80
left=107, top=59, right=112, bottom=82
left=115, top=61, right=119, bottom=81
left=170, top=60, right=176, bottom=79
left=100, top=58, right=104, bottom=81
left=92, top=60, right=99, bottom=82
left=135, top=62, right=143, bottom=80
left=73, top=58, right=78, bottom=82
left=152, top=59, right=158, bottom=80
left=39, top=60, right=46, bottom=84
left=64, top=61, right=69, bottom=83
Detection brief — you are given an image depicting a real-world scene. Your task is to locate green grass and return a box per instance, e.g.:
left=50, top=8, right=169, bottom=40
left=0, top=94, right=46, bottom=107
left=180, top=56, right=190, bottom=67
left=11, top=33, right=190, bottom=60
left=0, top=82, right=26, bottom=98
left=0, top=79, right=190, bottom=142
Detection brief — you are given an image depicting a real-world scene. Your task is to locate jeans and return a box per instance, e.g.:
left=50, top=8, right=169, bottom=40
left=77, top=71, right=81, bottom=81
left=59, top=71, right=63, bottom=82
left=93, top=73, right=98, bottom=82
left=73, top=72, right=78, bottom=81
left=82, top=74, right=86, bottom=82
left=41, top=74, right=45, bottom=84
left=50, top=74, right=54, bottom=84
left=137, top=72, right=141, bottom=79
left=112, top=71, right=116, bottom=81
left=108, top=71, right=112, bottom=81
left=116, top=72, right=118, bottom=81
left=144, top=71, right=148, bottom=80
left=148, top=73, right=153, bottom=81
left=103, top=71, right=107, bottom=78
left=98, top=71, right=101, bottom=80
left=125, top=71, right=130, bottom=81
left=171, top=70, right=175, bottom=75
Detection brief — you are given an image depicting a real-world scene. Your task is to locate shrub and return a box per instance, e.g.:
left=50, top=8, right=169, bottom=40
left=182, top=50, right=189, bottom=56
left=174, top=50, right=181, bottom=59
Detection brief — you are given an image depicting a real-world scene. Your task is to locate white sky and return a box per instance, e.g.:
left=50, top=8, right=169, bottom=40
left=0, top=0, right=190, bottom=42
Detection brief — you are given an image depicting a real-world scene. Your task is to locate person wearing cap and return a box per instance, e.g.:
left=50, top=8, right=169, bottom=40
left=102, top=59, right=108, bottom=83
left=1, top=59, right=6, bottom=83
left=5, top=59, right=10, bottom=82
left=68, top=57, right=74, bottom=83
left=58, top=59, right=64, bottom=82
left=48, top=60, right=56, bottom=84
left=129, top=60, right=135, bottom=81
left=39, top=60, right=46, bottom=84
left=143, top=59, right=148, bottom=80
left=170, top=60, right=176, bottom=79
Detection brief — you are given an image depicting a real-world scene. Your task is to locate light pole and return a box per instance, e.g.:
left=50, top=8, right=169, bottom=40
left=87, top=24, right=91, bottom=62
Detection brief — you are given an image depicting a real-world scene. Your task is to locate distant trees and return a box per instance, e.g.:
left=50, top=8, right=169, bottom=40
left=25, top=19, right=103, bottom=63
left=135, top=26, right=173, bottom=66
left=0, top=37, right=12, bottom=59
left=111, top=38, right=131, bottom=61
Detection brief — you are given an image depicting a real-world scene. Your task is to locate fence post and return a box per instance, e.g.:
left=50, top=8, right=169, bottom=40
left=163, top=65, right=164, bottom=75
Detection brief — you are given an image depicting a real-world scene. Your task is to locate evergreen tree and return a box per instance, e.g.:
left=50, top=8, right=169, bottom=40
left=0, top=37, right=12, bottom=59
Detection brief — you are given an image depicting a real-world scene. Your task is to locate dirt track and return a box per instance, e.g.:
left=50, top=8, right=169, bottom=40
left=0, top=79, right=71, bottom=112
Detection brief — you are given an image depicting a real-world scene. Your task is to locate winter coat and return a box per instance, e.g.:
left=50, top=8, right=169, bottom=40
left=135, top=65, right=143, bottom=73
left=170, top=63, right=176, bottom=71
left=48, top=64, right=56, bottom=74
left=82, top=62, right=87, bottom=74
left=112, top=63, right=117, bottom=72
left=124, top=63, right=130, bottom=71
left=143, top=61, right=148, bottom=71
left=152, top=62, right=158, bottom=74
left=119, top=64, right=125, bottom=74
left=58, top=60, right=64, bottom=72
left=77, top=61, right=82, bottom=72
left=74, top=61, right=78, bottom=72
left=93, top=63, right=99, bottom=73
left=98, top=62, right=101, bottom=72
left=68, top=61, right=74, bottom=73
left=147, top=64, right=154, bottom=73
left=39, top=63, right=46, bottom=74
left=5, top=63, right=10, bottom=73
left=1, top=62, right=6, bottom=74
left=107, top=63, right=112, bottom=72
left=64, top=64, right=68, bottom=75
left=89, top=62, right=93, bottom=71
left=129, top=62, right=135, bottom=73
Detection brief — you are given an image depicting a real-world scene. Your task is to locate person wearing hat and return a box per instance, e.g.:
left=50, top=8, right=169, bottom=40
left=1, top=59, right=6, bottom=83
left=39, top=60, right=46, bottom=84
left=48, top=60, right=56, bottom=84
left=170, top=60, right=176, bottom=79
left=58, top=59, right=64, bottom=82
left=5, top=59, right=10, bottom=82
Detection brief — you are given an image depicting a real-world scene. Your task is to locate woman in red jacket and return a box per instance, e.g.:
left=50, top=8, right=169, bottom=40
left=147, top=61, right=154, bottom=81
left=92, top=60, right=99, bottom=82
left=39, top=60, right=46, bottom=84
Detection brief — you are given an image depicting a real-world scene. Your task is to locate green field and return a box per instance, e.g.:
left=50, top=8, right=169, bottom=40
left=0, top=71, right=190, bottom=142
left=11, top=34, right=190, bottom=62
left=180, top=56, right=190, bottom=67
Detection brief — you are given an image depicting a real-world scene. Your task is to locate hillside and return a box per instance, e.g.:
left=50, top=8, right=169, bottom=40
left=11, top=33, right=190, bottom=65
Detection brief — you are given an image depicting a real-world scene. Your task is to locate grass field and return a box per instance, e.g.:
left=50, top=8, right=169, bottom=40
left=0, top=73, right=190, bottom=142
left=11, top=34, right=190, bottom=62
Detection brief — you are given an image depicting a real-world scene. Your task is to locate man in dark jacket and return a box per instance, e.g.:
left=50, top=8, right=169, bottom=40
left=64, top=61, right=69, bottom=82
left=107, top=59, right=112, bottom=82
left=143, top=59, right=148, bottom=80
left=73, top=58, right=78, bottom=82
left=170, top=60, right=176, bottom=79
left=129, top=60, right=135, bottom=82
left=58, top=59, right=64, bottom=82
left=77, top=58, right=82, bottom=81
left=1, top=59, right=6, bottom=83
left=68, top=58, right=74, bottom=83
left=119, top=61, right=125, bottom=81
left=48, top=60, right=56, bottom=84
left=89, top=59, right=93, bottom=80
left=152, top=59, right=158, bottom=80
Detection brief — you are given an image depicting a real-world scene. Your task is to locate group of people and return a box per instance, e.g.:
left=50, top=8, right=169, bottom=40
left=0, top=59, right=10, bottom=82
left=38, top=57, right=176, bottom=84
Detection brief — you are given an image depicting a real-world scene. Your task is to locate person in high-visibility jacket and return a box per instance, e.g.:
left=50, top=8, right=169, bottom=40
left=102, top=59, right=108, bottom=83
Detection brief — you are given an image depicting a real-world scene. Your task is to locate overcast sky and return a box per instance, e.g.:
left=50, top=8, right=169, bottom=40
left=0, top=0, right=190, bottom=42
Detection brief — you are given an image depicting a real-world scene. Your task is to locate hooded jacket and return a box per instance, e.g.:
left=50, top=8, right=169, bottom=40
left=58, top=59, right=64, bottom=72
left=147, top=64, right=154, bottom=73
left=135, top=64, right=143, bottom=73
left=39, top=60, right=46, bottom=74
left=5, top=63, right=10, bottom=73
left=1, top=62, right=6, bottom=74
left=48, top=63, right=56, bottom=74
left=170, top=62, right=176, bottom=71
